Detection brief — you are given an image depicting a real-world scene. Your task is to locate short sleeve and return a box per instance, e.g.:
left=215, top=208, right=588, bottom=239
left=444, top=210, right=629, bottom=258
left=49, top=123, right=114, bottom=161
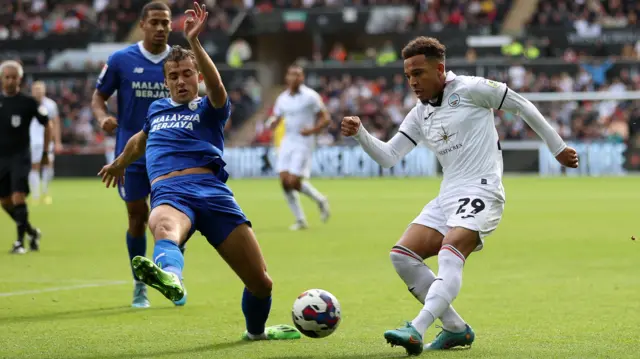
left=95, top=54, right=120, bottom=97
left=467, top=77, right=509, bottom=110
left=310, top=91, right=325, bottom=114
left=204, top=96, right=231, bottom=126
left=142, top=117, right=151, bottom=135
left=273, top=95, right=283, bottom=117
left=32, top=98, right=49, bottom=125
left=397, top=106, right=423, bottom=146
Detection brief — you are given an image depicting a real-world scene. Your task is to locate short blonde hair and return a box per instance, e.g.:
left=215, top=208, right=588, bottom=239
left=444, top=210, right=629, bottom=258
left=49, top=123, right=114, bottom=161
left=0, top=60, right=24, bottom=78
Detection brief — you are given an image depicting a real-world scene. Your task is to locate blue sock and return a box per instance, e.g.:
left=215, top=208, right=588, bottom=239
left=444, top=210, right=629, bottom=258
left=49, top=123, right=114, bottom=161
left=126, top=232, right=147, bottom=281
left=153, top=239, right=184, bottom=279
left=242, top=287, right=272, bottom=335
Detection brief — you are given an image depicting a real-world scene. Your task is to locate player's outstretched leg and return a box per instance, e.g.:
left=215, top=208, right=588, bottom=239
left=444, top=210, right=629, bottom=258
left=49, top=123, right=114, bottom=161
left=298, top=180, right=330, bottom=223
left=124, top=199, right=150, bottom=308
left=392, top=228, right=478, bottom=352
left=388, top=225, right=471, bottom=351
left=215, top=223, right=301, bottom=341
left=133, top=204, right=191, bottom=305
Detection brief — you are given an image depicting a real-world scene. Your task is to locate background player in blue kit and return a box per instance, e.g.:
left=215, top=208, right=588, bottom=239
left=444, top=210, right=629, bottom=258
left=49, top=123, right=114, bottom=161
left=98, top=2, right=301, bottom=341
left=91, top=1, right=185, bottom=308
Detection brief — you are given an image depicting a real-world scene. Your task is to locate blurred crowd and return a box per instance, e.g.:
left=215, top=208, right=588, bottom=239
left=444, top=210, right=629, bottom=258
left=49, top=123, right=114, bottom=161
left=530, top=0, right=639, bottom=31
left=253, top=63, right=640, bottom=147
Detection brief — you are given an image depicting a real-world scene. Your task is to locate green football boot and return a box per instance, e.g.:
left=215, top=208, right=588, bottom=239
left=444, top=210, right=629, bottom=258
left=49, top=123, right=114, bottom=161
left=383, top=322, right=423, bottom=356
left=424, top=325, right=475, bottom=350
left=131, top=256, right=185, bottom=302
left=241, top=325, right=302, bottom=341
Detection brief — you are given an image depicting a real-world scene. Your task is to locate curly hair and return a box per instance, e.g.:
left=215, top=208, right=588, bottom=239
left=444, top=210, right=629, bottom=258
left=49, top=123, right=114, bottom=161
left=401, top=36, right=446, bottom=61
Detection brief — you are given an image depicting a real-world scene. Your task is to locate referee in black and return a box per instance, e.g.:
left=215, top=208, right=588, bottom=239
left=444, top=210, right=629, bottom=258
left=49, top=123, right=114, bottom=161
left=0, top=60, right=51, bottom=254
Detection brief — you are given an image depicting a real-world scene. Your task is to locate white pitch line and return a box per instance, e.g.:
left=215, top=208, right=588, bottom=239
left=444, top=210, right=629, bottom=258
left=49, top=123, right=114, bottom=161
left=0, top=280, right=128, bottom=297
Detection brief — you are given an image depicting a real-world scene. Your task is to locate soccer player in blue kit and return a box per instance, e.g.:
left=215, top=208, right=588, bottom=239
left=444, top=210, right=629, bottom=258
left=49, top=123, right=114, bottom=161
left=91, top=1, right=185, bottom=308
left=98, top=2, right=302, bottom=341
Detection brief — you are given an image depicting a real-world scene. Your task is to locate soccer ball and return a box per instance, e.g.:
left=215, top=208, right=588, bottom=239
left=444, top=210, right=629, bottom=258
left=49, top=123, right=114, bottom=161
left=291, top=289, right=341, bottom=338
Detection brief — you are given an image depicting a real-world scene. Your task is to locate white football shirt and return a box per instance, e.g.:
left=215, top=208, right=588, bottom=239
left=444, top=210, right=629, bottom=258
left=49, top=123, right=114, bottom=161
left=273, top=85, right=325, bottom=149
left=30, top=96, right=58, bottom=146
left=398, top=72, right=508, bottom=197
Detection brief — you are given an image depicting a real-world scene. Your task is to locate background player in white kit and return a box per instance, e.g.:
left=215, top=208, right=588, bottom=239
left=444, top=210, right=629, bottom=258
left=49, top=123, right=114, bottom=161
left=267, top=65, right=331, bottom=230
left=29, top=81, right=61, bottom=204
left=341, top=37, right=579, bottom=355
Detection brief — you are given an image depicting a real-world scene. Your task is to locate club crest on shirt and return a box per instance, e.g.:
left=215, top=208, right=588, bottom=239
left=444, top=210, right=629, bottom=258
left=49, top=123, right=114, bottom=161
left=448, top=93, right=460, bottom=108
left=188, top=101, right=198, bottom=111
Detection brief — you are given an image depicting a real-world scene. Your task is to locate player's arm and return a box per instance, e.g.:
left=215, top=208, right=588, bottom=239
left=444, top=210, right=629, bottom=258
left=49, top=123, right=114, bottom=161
left=50, top=103, right=62, bottom=151
left=112, top=131, right=147, bottom=169
left=302, top=93, right=331, bottom=136
left=185, top=4, right=227, bottom=108
left=469, top=79, right=578, bottom=168
left=266, top=96, right=284, bottom=130
left=92, top=55, right=120, bottom=133
left=341, top=108, right=421, bottom=168
left=99, top=130, right=147, bottom=188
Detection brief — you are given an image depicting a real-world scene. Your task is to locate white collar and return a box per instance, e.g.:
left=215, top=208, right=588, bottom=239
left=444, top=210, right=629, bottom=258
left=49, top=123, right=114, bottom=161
left=137, top=41, right=170, bottom=64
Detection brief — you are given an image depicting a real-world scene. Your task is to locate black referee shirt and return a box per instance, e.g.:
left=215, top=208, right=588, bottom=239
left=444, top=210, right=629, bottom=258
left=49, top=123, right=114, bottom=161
left=0, top=93, right=49, bottom=155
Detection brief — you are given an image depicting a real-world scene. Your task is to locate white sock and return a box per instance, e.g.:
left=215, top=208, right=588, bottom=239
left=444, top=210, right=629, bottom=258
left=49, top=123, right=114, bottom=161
left=42, top=166, right=54, bottom=196
left=284, top=190, right=306, bottom=222
left=390, top=245, right=467, bottom=333
left=247, top=332, right=267, bottom=340
left=299, top=181, right=325, bottom=204
left=411, top=245, right=465, bottom=337
left=28, top=170, right=41, bottom=200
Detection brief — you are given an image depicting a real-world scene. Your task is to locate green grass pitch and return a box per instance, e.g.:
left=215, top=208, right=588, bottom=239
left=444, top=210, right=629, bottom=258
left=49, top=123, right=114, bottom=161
left=1, top=176, right=638, bottom=359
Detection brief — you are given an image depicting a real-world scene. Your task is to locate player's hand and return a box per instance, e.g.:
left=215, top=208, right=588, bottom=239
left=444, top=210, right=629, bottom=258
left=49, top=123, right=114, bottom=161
left=555, top=146, right=579, bottom=168
left=40, top=152, right=49, bottom=166
left=341, top=116, right=361, bottom=137
left=98, top=163, right=125, bottom=188
left=184, top=1, right=208, bottom=43
left=100, top=116, right=118, bottom=135
left=300, top=128, right=314, bottom=136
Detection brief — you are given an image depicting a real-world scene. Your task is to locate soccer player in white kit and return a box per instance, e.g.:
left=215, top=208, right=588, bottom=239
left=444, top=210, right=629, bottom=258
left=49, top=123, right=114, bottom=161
left=29, top=81, right=61, bottom=204
left=341, top=37, right=579, bottom=355
left=268, top=65, right=331, bottom=230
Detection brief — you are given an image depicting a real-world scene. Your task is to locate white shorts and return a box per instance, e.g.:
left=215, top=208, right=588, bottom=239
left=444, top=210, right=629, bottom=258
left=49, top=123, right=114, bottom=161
left=276, top=144, right=312, bottom=178
left=30, top=143, right=54, bottom=164
left=411, top=187, right=504, bottom=251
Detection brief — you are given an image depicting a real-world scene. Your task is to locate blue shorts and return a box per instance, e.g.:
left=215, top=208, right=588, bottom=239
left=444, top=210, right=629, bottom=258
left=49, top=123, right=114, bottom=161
left=118, top=169, right=151, bottom=202
left=150, top=173, right=250, bottom=247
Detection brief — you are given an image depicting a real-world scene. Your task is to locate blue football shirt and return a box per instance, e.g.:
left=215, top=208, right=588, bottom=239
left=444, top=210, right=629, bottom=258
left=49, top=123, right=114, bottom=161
left=96, top=41, right=170, bottom=172
left=142, top=96, right=231, bottom=183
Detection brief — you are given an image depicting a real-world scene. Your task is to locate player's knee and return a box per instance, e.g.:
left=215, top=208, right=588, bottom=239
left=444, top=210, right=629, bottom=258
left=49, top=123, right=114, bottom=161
left=11, top=193, right=26, bottom=205
left=31, top=164, right=40, bottom=171
left=289, top=177, right=302, bottom=191
left=247, top=273, right=273, bottom=299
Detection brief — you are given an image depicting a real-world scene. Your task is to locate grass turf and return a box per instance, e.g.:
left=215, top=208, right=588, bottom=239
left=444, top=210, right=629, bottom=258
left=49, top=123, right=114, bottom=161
left=0, top=177, right=638, bottom=358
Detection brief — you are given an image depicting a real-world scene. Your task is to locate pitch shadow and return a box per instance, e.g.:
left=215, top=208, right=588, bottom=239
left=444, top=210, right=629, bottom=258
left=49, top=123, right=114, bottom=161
left=68, top=340, right=250, bottom=359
